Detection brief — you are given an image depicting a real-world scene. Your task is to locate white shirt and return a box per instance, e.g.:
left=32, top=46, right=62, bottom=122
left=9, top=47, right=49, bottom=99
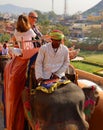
left=35, top=43, right=70, bottom=79
left=2, top=47, right=8, bottom=55
left=14, top=29, right=36, bottom=49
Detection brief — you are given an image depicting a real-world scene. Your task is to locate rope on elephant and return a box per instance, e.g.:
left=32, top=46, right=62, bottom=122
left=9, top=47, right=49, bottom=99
left=30, top=79, right=71, bottom=94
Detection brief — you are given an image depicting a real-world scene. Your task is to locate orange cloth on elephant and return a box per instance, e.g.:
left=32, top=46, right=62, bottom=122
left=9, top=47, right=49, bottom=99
left=4, top=57, right=28, bottom=130
left=4, top=48, right=39, bottom=130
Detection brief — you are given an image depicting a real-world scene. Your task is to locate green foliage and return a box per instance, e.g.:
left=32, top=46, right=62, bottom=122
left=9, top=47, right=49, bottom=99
left=79, top=50, right=103, bottom=65
left=0, top=33, right=11, bottom=42
left=71, top=50, right=103, bottom=77
left=34, top=10, right=57, bottom=24
left=71, top=61, right=103, bottom=73
left=34, top=10, right=48, bottom=23
left=47, top=11, right=57, bottom=20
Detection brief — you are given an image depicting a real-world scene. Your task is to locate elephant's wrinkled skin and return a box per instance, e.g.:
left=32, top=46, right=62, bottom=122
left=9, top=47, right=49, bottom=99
left=30, top=82, right=89, bottom=130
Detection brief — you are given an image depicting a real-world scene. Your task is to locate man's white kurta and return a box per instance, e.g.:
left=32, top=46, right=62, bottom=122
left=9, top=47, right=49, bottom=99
left=35, top=43, right=70, bottom=79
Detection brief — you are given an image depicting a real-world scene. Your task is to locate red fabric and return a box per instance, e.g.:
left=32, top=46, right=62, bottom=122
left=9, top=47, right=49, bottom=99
left=22, top=48, right=39, bottom=59
left=4, top=57, right=28, bottom=130
left=24, top=101, right=31, bottom=111
left=4, top=48, right=39, bottom=130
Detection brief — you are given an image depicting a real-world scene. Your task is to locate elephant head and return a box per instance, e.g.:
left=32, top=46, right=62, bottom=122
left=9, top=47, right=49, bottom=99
left=30, top=82, right=89, bottom=130
left=82, top=85, right=99, bottom=121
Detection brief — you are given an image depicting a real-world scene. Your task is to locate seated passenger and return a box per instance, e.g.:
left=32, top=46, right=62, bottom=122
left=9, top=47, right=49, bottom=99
left=2, top=43, right=8, bottom=55
left=35, top=30, right=70, bottom=84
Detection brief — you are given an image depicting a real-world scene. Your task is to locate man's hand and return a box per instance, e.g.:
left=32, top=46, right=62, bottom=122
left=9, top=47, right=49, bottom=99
left=51, top=74, right=59, bottom=79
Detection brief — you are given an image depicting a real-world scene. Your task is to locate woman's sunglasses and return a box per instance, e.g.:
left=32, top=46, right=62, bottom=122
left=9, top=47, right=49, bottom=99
left=29, top=16, right=38, bottom=20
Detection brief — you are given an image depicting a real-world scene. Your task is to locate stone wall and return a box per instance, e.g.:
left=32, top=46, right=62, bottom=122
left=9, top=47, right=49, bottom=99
left=76, top=69, right=103, bottom=88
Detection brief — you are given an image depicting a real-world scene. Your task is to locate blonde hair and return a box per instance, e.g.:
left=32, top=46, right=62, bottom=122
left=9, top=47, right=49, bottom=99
left=16, top=14, right=31, bottom=32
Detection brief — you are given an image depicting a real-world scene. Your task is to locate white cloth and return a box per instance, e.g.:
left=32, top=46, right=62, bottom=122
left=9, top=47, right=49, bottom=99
left=2, top=48, right=8, bottom=55
left=35, top=43, right=70, bottom=79
left=14, top=29, right=36, bottom=49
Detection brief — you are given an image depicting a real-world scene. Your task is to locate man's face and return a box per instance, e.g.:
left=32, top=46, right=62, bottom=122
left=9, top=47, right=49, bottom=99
left=28, top=13, right=38, bottom=26
left=51, top=39, right=62, bottom=48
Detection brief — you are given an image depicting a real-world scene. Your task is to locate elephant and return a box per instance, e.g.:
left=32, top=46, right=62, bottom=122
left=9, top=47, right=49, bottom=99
left=24, top=80, right=89, bottom=130
left=23, top=78, right=100, bottom=130
left=3, top=54, right=102, bottom=130
left=78, top=79, right=103, bottom=130
left=21, top=64, right=100, bottom=130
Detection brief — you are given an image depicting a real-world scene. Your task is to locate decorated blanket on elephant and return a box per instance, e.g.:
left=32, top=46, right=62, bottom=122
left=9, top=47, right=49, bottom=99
left=31, top=79, right=71, bottom=94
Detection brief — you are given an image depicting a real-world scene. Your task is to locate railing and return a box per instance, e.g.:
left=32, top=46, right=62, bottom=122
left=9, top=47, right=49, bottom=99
left=76, top=69, right=103, bottom=88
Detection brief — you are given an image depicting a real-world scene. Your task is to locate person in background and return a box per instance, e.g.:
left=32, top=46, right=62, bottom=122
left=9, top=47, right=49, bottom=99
left=35, top=30, right=70, bottom=84
left=28, top=11, right=43, bottom=47
left=2, top=42, right=8, bottom=55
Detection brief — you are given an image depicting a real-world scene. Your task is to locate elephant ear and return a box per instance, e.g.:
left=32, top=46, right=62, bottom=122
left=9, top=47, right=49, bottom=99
left=82, top=85, right=99, bottom=120
left=22, top=88, right=36, bottom=129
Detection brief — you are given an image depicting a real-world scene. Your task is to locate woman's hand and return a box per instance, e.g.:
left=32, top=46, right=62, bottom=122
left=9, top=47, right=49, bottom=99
left=37, top=78, right=44, bottom=85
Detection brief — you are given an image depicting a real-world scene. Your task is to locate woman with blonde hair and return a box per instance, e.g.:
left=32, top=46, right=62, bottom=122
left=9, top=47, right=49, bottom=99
left=14, top=14, right=36, bottom=49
